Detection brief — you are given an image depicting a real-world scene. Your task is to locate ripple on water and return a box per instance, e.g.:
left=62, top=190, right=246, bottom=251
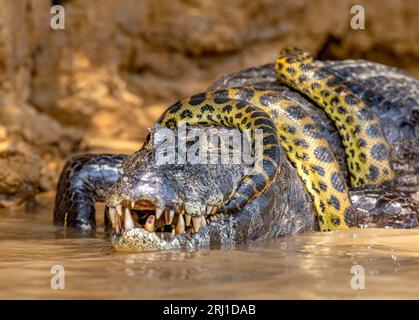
left=1, top=196, right=419, bottom=299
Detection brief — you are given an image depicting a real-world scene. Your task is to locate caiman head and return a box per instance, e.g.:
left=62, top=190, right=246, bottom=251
left=106, top=125, right=253, bottom=252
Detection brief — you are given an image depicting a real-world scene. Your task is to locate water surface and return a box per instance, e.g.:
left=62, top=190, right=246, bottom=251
left=1, top=193, right=419, bottom=299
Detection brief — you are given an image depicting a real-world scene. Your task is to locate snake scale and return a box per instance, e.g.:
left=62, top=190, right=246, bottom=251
left=158, top=48, right=396, bottom=231
left=275, top=48, right=395, bottom=187
left=52, top=47, right=419, bottom=253
left=133, top=49, right=394, bottom=231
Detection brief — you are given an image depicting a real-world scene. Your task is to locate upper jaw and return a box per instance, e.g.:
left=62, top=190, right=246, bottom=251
left=106, top=195, right=227, bottom=252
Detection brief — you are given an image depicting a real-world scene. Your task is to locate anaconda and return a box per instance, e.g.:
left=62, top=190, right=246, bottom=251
left=53, top=49, right=419, bottom=252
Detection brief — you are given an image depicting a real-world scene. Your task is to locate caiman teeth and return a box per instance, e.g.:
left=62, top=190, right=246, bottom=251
left=116, top=204, right=123, bottom=216
left=113, top=201, right=222, bottom=241
left=185, top=214, right=192, bottom=226
left=108, top=207, right=116, bottom=226
left=124, top=208, right=135, bottom=231
left=165, top=209, right=174, bottom=225
left=115, top=214, right=121, bottom=234
left=175, top=214, right=185, bottom=234
left=206, top=206, right=213, bottom=215
left=192, top=216, right=202, bottom=233
left=144, top=215, right=155, bottom=232
left=156, top=207, right=164, bottom=220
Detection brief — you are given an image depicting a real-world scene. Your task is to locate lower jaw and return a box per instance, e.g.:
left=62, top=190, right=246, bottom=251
left=111, top=226, right=218, bottom=252
left=111, top=228, right=185, bottom=252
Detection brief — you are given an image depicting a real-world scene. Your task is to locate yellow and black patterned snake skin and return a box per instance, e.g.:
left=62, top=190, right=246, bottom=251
left=158, top=96, right=281, bottom=213
left=158, top=48, right=396, bottom=231
left=275, top=48, right=395, bottom=187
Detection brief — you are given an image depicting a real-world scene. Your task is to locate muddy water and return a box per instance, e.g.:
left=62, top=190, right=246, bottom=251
left=1, top=192, right=419, bottom=299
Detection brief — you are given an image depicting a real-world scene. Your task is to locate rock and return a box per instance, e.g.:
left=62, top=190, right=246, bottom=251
left=27, top=0, right=419, bottom=141
left=0, top=0, right=82, bottom=208
left=0, top=102, right=82, bottom=207
left=0, top=152, right=41, bottom=208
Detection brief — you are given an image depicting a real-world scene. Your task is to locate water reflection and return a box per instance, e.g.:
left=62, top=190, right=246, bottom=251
left=0, top=194, right=419, bottom=299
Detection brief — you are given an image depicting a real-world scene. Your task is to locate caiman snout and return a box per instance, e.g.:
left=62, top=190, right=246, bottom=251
left=106, top=171, right=177, bottom=210
left=105, top=169, right=226, bottom=252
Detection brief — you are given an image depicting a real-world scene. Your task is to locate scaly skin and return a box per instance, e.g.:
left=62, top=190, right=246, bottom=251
left=159, top=89, right=350, bottom=230
left=158, top=95, right=281, bottom=214
left=53, top=154, right=125, bottom=229
left=153, top=48, right=397, bottom=230
left=53, top=53, right=419, bottom=252
left=275, top=48, right=395, bottom=187
left=108, top=126, right=317, bottom=251
left=209, top=88, right=351, bottom=230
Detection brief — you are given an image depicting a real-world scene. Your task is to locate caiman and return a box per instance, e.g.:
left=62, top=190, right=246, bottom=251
left=53, top=49, right=419, bottom=252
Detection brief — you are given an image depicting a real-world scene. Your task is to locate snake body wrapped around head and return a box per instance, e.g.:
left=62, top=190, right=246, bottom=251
left=52, top=48, right=418, bottom=252
left=158, top=94, right=281, bottom=214
left=157, top=97, right=347, bottom=229
left=156, top=48, right=397, bottom=231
